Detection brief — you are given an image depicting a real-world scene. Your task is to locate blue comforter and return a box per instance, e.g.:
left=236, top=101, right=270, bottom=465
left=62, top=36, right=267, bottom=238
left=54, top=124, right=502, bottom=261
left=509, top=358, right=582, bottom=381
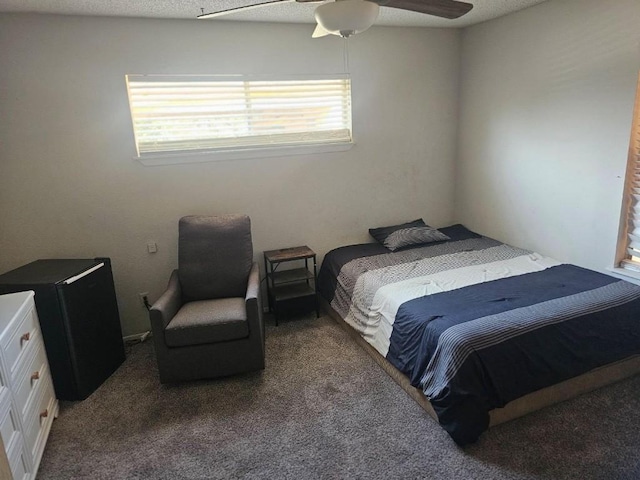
left=318, top=226, right=640, bottom=445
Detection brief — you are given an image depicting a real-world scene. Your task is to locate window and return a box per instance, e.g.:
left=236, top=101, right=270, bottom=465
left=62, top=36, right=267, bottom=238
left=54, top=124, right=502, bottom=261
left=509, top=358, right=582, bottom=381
left=617, top=74, right=640, bottom=272
left=125, top=74, right=352, bottom=163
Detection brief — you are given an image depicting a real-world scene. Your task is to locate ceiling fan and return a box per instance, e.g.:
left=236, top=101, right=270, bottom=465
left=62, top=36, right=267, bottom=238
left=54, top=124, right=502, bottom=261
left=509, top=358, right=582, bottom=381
left=197, top=0, right=474, bottom=38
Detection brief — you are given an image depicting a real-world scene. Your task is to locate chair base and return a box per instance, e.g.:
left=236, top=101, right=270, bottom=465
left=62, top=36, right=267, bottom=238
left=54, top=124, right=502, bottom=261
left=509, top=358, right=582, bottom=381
left=153, top=336, right=265, bottom=384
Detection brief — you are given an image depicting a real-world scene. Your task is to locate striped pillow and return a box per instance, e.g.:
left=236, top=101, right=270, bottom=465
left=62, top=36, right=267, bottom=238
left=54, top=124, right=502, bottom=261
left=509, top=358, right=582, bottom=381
left=369, top=220, right=450, bottom=251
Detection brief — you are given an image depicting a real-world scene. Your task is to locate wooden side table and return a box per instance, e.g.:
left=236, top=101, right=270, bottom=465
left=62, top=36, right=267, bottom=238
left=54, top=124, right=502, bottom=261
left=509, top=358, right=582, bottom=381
left=263, top=246, right=319, bottom=326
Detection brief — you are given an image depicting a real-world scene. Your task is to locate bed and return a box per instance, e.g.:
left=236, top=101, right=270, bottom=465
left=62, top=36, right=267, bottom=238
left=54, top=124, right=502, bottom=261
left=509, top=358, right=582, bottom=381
left=317, top=223, right=640, bottom=445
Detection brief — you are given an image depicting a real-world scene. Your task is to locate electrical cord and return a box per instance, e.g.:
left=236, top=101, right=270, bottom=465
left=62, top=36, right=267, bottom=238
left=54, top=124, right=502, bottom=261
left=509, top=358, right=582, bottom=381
left=142, top=295, right=152, bottom=311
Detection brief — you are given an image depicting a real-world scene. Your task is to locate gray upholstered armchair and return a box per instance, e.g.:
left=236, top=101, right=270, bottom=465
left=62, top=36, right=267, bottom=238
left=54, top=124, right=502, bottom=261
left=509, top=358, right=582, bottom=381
left=149, top=214, right=265, bottom=384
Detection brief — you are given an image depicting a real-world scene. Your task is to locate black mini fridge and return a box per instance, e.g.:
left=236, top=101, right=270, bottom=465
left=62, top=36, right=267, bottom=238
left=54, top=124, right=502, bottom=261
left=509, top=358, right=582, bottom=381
left=0, top=258, right=126, bottom=400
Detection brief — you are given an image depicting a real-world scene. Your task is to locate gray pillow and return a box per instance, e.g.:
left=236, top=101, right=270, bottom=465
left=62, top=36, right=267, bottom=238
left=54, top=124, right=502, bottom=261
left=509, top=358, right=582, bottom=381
left=369, top=219, right=450, bottom=251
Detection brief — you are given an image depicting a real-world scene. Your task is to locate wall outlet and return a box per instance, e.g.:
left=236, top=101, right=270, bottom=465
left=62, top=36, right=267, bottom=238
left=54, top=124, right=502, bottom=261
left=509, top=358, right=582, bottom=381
left=138, top=292, right=149, bottom=307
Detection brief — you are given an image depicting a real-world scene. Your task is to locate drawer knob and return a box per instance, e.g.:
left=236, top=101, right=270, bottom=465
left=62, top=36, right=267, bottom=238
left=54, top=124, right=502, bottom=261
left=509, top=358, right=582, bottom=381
left=39, top=409, right=48, bottom=419
left=31, top=371, right=40, bottom=383
left=20, top=332, right=31, bottom=345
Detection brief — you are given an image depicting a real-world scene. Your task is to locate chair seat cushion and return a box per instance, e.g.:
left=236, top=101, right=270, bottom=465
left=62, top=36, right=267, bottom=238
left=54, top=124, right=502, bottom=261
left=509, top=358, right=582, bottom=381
left=165, top=297, right=248, bottom=347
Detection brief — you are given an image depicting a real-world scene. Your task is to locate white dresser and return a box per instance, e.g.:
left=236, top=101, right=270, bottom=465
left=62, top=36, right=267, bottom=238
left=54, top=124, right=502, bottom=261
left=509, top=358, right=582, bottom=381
left=0, top=291, right=58, bottom=480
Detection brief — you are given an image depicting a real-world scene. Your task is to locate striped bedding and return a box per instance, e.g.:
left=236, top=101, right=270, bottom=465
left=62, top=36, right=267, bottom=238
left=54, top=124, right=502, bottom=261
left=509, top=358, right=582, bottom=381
left=317, top=225, right=640, bottom=445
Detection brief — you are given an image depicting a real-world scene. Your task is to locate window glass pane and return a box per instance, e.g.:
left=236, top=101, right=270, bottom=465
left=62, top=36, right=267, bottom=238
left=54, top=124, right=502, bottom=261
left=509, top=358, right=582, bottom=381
left=126, top=75, right=352, bottom=157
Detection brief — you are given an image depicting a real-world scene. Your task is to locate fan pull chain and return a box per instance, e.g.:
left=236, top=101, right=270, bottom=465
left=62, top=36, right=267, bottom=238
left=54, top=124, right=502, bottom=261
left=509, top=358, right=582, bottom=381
left=343, top=37, right=350, bottom=73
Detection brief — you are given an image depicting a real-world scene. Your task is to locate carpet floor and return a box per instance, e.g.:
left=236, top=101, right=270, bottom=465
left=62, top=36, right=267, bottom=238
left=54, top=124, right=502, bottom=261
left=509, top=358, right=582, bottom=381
left=37, top=315, right=640, bottom=479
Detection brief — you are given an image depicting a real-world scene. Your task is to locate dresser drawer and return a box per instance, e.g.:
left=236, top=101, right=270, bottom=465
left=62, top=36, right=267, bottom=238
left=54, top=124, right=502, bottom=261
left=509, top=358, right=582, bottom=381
left=1, top=387, right=30, bottom=480
left=0, top=304, right=39, bottom=382
left=14, top=341, right=49, bottom=421
left=0, top=388, right=20, bottom=450
left=23, top=375, right=56, bottom=461
left=6, top=433, right=30, bottom=480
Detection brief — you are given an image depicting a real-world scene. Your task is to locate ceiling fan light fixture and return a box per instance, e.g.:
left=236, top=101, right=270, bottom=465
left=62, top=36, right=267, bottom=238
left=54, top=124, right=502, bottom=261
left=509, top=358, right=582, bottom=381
left=314, top=0, right=380, bottom=38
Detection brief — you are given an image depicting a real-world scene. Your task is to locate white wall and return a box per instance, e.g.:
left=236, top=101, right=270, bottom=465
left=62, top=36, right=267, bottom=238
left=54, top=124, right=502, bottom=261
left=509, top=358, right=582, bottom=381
left=456, top=0, right=640, bottom=273
left=0, top=14, right=461, bottom=335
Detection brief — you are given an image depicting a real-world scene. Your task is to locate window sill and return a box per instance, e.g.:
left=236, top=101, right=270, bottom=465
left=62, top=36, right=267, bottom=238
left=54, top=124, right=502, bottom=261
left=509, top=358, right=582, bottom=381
left=135, top=142, right=354, bottom=166
left=607, top=267, right=640, bottom=285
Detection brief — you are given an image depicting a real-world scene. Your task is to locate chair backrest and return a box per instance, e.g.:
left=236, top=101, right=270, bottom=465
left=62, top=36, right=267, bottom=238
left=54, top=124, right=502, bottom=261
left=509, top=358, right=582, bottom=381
left=178, top=214, right=253, bottom=301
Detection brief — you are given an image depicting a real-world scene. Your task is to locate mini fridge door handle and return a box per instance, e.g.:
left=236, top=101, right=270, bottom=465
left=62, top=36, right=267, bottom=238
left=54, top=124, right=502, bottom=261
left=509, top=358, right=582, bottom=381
left=63, top=263, right=104, bottom=285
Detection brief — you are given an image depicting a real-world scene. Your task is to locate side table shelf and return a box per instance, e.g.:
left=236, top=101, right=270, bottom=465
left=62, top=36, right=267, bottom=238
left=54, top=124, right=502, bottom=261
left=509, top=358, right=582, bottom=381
left=263, top=246, right=319, bottom=325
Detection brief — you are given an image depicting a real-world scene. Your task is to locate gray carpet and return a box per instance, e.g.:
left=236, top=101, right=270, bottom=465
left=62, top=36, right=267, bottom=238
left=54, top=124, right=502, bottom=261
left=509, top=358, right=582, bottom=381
left=38, top=315, right=640, bottom=479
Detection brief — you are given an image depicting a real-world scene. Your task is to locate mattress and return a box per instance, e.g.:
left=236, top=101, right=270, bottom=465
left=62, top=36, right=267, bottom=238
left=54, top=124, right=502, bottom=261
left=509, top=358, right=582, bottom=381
left=317, top=224, right=640, bottom=445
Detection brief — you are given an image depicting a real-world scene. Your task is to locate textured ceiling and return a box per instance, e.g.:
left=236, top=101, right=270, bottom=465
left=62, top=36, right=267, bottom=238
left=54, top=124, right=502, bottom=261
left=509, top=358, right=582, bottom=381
left=0, top=0, right=549, bottom=27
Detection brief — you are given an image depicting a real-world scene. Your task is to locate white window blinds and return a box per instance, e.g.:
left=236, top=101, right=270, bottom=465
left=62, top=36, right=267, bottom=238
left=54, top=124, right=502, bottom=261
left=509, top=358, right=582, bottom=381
left=125, top=75, right=352, bottom=156
left=619, top=75, right=640, bottom=272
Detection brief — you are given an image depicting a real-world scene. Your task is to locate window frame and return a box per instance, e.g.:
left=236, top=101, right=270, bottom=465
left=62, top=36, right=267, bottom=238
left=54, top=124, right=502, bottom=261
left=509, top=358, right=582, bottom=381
left=125, top=74, right=354, bottom=166
left=614, top=73, right=640, bottom=278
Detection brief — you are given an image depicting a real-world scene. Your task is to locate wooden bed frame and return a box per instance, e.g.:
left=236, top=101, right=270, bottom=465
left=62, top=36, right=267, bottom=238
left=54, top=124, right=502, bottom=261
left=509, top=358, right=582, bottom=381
left=320, top=298, right=640, bottom=427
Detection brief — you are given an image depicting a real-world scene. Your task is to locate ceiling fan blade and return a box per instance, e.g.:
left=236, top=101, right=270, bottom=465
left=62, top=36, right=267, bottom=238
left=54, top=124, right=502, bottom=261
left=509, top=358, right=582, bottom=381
left=198, top=0, right=295, bottom=19
left=312, top=23, right=332, bottom=38
left=373, top=0, right=473, bottom=19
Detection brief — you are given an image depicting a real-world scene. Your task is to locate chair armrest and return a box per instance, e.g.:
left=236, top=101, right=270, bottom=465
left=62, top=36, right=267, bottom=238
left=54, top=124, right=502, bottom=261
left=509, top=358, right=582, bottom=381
left=149, top=270, right=182, bottom=337
left=246, top=262, right=260, bottom=303
left=245, top=262, right=264, bottom=341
